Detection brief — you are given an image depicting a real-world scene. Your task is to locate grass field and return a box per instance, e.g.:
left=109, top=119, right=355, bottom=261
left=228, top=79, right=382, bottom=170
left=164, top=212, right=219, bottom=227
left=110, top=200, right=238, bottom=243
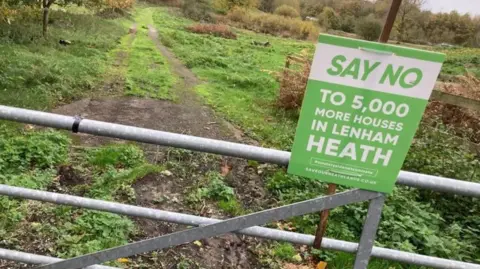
left=0, top=10, right=128, bottom=111
left=0, top=4, right=479, bottom=268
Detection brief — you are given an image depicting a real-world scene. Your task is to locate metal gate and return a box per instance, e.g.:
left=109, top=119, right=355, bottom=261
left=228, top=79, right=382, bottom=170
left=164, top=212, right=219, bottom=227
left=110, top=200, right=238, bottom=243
left=0, top=105, right=479, bottom=269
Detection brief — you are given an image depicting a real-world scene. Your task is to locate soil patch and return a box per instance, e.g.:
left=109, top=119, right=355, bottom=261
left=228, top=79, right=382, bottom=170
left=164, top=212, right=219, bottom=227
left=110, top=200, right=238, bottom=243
left=131, top=172, right=262, bottom=269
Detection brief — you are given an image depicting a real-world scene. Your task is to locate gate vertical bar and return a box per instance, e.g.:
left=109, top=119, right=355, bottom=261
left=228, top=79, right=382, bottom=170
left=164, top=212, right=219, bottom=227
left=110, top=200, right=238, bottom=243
left=353, top=194, right=386, bottom=269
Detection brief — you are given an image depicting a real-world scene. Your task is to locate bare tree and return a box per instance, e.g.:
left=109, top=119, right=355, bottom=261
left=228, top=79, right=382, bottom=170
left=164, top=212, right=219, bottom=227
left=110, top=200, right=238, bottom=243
left=395, top=0, right=425, bottom=42
left=42, top=0, right=56, bottom=36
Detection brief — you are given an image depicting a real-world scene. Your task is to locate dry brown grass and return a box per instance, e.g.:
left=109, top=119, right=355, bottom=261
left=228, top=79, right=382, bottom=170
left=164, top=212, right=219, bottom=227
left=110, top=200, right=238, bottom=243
left=226, top=7, right=319, bottom=40
left=186, top=23, right=237, bottom=39
left=277, top=56, right=311, bottom=110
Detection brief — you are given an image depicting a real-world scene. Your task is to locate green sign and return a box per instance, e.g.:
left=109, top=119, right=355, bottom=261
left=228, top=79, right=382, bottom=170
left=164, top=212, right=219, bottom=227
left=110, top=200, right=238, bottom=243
left=288, top=34, right=445, bottom=193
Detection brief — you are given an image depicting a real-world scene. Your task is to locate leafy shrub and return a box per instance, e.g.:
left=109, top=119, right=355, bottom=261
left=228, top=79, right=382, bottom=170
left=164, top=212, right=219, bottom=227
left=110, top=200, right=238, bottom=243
left=190, top=172, right=236, bottom=201
left=318, top=6, right=339, bottom=30
left=56, top=211, right=134, bottom=258
left=186, top=23, right=237, bottom=39
left=0, top=131, right=70, bottom=173
left=339, top=15, right=355, bottom=33
left=226, top=7, right=318, bottom=40
left=214, top=0, right=259, bottom=11
left=274, top=4, right=299, bottom=18
left=182, top=0, right=213, bottom=22
left=355, top=15, right=382, bottom=41
left=104, top=0, right=135, bottom=9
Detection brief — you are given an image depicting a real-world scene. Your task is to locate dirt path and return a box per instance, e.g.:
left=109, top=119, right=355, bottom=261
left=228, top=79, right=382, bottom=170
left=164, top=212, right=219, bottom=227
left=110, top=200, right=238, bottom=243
left=52, top=21, right=268, bottom=268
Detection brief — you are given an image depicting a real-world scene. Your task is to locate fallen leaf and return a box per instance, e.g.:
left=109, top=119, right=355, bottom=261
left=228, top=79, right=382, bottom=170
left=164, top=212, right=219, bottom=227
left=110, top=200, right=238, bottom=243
left=160, top=170, right=173, bottom=176
left=221, top=160, right=232, bottom=176
left=292, top=253, right=302, bottom=262
left=117, top=258, right=129, bottom=263
left=317, top=261, right=327, bottom=269
left=193, top=240, right=202, bottom=247
left=282, top=263, right=309, bottom=269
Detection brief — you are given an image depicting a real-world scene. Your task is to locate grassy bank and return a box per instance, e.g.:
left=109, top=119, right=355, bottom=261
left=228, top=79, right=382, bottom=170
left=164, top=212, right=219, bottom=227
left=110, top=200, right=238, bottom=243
left=0, top=9, right=129, bottom=111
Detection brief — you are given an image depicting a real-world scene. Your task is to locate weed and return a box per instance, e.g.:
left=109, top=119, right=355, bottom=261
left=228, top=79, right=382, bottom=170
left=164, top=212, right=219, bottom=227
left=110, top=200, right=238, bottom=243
left=187, top=171, right=244, bottom=215
left=272, top=242, right=298, bottom=262
left=56, top=210, right=134, bottom=258
left=88, top=143, right=145, bottom=169
left=218, top=199, right=244, bottom=216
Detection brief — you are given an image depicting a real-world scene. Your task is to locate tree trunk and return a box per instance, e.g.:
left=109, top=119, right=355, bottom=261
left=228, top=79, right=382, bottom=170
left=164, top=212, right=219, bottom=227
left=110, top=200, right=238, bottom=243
left=43, top=6, right=49, bottom=37
left=42, top=0, right=55, bottom=37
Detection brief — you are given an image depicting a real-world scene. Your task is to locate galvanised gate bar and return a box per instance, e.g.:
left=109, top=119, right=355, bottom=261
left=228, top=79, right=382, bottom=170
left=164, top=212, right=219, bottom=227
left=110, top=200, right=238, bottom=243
left=0, top=105, right=479, bottom=269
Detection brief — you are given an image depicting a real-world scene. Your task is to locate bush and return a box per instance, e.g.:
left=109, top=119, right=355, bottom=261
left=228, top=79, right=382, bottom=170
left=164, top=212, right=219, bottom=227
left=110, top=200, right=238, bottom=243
left=274, top=4, right=299, bottom=18
left=186, top=23, right=237, bottom=39
left=277, top=56, right=310, bottom=110
left=226, top=8, right=318, bottom=40
left=182, top=0, right=213, bottom=22
left=214, top=0, right=259, bottom=11
left=318, top=6, right=339, bottom=30
left=339, top=15, right=355, bottom=33
left=356, top=15, right=382, bottom=41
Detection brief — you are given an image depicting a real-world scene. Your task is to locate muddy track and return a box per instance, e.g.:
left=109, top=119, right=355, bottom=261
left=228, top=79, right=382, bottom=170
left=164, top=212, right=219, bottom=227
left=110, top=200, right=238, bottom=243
left=51, top=22, right=268, bottom=268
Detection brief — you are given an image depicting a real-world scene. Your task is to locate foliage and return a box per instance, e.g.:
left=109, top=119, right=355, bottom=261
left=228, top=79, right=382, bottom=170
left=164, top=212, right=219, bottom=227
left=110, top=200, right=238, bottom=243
left=338, top=14, right=355, bottom=33
left=226, top=7, right=318, bottom=40
left=86, top=143, right=163, bottom=201
left=0, top=130, right=70, bottom=173
left=317, top=6, right=339, bottom=30
left=274, top=4, right=299, bottom=18
left=272, top=243, right=298, bottom=261
left=88, top=144, right=145, bottom=169
left=355, top=15, right=382, bottom=41
left=214, top=0, right=258, bottom=11
left=104, top=0, right=135, bottom=9
left=189, top=172, right=236, bottom=202
left=186, top=23, right=237, bottom=39
left=182, top=0, right=213, bottom=21
left=273, top=0, right=299, bottom=11
left=56, top=210, right=134, bottom=258
left=187, top=172, right=243, bottom=215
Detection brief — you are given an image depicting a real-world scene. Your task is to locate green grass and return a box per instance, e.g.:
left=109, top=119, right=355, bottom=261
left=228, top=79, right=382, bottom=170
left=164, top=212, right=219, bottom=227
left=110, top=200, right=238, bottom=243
left=151, top=7, right=313, bottom=149
left=0, top=131, right=162, bottom=262
left=187, top=171, right=244, bottom=216
left=436, top=47, right=480, bottom=80
left=124, top=7, right=177, bottom=100
left=272, top=243, right=298, bottom=262
left=0, top=10, right=129, bottom=111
